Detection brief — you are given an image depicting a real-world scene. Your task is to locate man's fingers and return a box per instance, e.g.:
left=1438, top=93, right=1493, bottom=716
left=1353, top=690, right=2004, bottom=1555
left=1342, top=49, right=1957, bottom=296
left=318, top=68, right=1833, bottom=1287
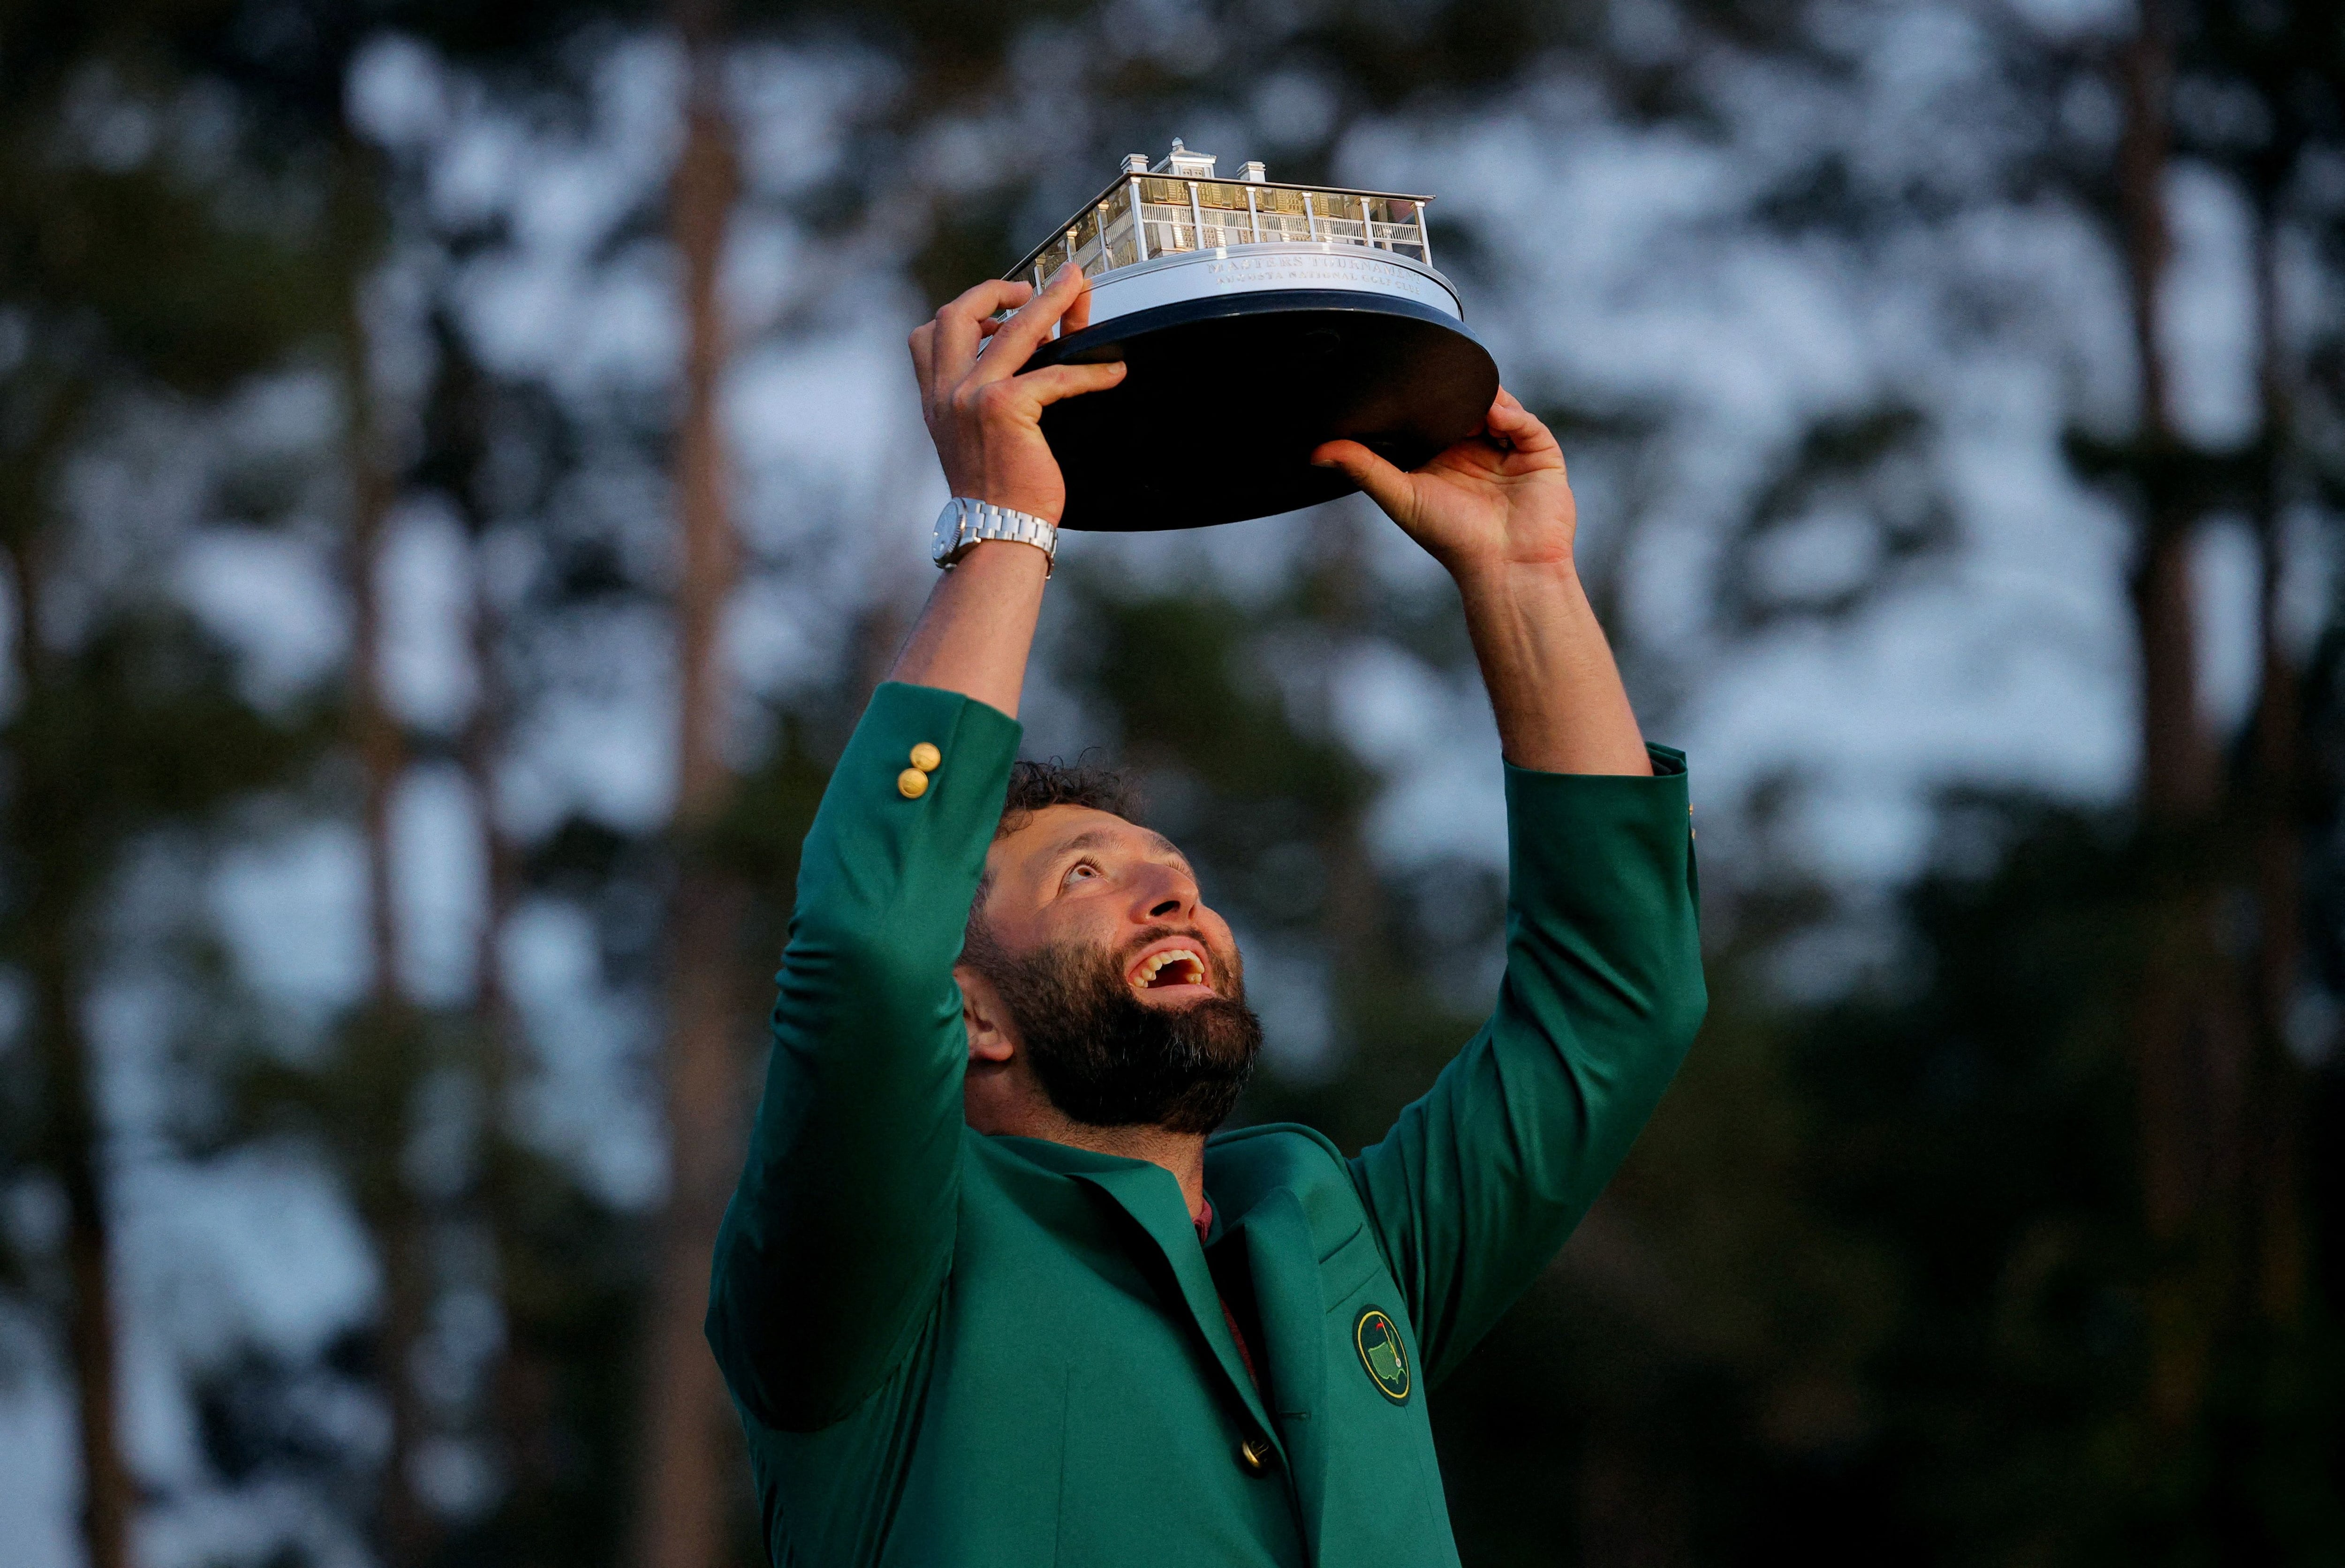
left=1010, top=359, right=1127, bottom=408
left=933, top=279, right=1035, bottom=386
left=1483, top=390, right=1561, bottom=459
left=965, top=314, right=1012, bottom=362
left=1310, top=439, right=1416, bottom=517
left=973, top=264, right=1090, bottom=384
left=908, top=319, right=936, bottom=394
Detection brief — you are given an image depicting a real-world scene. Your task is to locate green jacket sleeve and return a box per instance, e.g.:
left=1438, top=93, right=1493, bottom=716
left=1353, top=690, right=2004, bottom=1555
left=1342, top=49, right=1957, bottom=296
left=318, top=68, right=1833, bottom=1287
left=1349, top=748, right=1705, bottom=1387
left=705, top=682, right=1021, bottom=1432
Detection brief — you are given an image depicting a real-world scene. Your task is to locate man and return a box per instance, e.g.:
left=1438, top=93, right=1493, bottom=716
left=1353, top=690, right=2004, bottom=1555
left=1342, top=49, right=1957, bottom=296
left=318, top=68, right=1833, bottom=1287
left=707, top=263, right=1706, bottom=1567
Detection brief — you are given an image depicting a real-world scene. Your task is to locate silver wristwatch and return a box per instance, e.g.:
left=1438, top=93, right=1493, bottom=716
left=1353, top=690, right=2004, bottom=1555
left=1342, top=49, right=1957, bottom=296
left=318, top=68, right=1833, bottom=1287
left=932, top=497, right=1059, bottom=576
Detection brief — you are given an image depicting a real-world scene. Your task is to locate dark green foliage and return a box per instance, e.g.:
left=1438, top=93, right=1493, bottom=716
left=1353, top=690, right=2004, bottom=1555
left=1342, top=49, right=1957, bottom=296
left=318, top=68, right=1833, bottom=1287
left=1791, top=800, right=2151, bottom=1560
left=436, top=1145, right=649, bottom=1568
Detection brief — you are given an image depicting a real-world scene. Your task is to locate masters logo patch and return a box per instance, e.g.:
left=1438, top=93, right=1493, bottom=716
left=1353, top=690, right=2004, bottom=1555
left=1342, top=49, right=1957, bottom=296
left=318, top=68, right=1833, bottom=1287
left=1354, top=1306, right=1411, bottom=1403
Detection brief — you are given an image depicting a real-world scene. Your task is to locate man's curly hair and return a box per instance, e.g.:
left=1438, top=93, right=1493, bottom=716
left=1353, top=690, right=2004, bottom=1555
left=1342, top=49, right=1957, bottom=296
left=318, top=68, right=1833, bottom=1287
left=966, top=758, right=1142, bottom=935
left=994, top=757, right=1141, bottom=841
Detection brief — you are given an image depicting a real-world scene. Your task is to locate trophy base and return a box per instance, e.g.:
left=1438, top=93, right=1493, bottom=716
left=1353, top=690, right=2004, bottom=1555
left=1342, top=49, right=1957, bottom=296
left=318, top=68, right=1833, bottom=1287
left=1026, top=288, right=1499, bottom=532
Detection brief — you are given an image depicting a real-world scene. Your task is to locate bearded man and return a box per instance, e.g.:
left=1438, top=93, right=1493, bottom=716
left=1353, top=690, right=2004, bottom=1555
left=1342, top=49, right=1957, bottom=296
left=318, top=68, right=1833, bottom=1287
left=706, top=263, right=1707, bottom=1568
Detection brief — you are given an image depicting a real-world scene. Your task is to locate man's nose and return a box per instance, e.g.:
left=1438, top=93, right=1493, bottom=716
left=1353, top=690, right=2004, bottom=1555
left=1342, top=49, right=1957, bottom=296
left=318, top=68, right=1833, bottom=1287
left=1134, top=864, right=1197, bottom=923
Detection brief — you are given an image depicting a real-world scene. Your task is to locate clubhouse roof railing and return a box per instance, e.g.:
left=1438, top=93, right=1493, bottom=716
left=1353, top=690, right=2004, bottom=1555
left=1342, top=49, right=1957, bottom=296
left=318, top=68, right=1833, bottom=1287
left=1007, top=142, right=1434, bottom=288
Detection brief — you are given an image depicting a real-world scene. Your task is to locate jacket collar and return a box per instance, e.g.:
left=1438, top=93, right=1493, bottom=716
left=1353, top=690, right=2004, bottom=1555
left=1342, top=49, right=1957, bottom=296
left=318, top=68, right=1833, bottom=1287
left=991, top=1137, right=1282, bottom=1454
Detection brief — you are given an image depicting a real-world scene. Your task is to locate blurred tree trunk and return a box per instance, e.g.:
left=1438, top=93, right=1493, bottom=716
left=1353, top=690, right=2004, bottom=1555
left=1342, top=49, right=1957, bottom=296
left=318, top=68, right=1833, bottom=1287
left=2185, top=0, right=2342, bottom=1351
left=3, top=395, right=136, bottom=1568
left=2242, top=181, right=2305, bottom=1330
left=332, top=141, right=438, bottom=1568
left=2115, top=0, right=2213, bottom=1434
left=632, top=9, right=747, bottom=1568
left=2113, top=0, right=2253, bottom=1437
left=2117, top=1, right=2210, bottom=825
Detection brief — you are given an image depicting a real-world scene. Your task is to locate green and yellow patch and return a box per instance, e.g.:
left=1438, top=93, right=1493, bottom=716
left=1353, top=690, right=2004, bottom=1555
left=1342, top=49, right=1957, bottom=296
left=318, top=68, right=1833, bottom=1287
left=1354, top=1307, right=1411, bottom=1404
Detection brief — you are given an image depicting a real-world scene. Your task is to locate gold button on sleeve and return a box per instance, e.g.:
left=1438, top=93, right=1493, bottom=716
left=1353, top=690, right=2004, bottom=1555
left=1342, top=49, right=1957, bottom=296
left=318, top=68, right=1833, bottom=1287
left=896, top=767, right=930, bottom=799
left=909, top=742, right=941, bottom=773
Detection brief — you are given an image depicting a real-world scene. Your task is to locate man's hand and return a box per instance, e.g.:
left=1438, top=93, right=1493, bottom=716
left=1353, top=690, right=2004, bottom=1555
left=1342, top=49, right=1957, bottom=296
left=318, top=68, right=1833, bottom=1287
left=1312, top=388, right=1649, bottom=775
left=1310, top=389, right=1573, bottom=580
left=909, top=264, right=1123, bottom=524
left=886, top=265, right=1119, bottom=719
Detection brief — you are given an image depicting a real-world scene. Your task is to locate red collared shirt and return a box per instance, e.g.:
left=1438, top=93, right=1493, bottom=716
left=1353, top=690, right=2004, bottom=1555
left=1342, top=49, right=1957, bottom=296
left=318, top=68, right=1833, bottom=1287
left=1195, top=1199, right=1263, bottom=1394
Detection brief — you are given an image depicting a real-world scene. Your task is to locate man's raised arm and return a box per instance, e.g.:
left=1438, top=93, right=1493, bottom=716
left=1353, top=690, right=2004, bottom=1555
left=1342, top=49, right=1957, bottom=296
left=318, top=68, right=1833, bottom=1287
left=1313, top=398, right=1708, bottom=1385
left=704, top=266, right=1117, bottom=1432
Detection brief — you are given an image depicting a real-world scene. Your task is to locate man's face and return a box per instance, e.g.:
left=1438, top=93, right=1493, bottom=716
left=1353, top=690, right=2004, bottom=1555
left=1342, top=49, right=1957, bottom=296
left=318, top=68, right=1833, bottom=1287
left=962, top=805, right=1260, bottom=1134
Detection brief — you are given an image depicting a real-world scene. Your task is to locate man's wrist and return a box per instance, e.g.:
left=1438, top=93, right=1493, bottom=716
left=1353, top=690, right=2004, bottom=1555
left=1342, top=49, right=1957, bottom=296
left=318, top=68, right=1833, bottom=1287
left=951, top=538, right=1053, bottom=577
left=942, top=481, right=1061, bottom=527
left=1447, top=554, right=1583, bottom=607
left=933, top=497, right=1059, bottom=576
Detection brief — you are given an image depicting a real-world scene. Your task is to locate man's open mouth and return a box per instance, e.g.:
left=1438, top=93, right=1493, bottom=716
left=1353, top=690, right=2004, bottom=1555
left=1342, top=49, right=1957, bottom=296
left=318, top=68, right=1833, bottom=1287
left=1127, top=945, right=1208, bottom=992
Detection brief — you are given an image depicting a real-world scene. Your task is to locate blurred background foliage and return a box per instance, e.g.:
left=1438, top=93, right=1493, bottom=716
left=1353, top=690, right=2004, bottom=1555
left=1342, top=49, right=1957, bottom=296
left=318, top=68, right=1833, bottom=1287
left=1, top=0, right=2343, bottom=1565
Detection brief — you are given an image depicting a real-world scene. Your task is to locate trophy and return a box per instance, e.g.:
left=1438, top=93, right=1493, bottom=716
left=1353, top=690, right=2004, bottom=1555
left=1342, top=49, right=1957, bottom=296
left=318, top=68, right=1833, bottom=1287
left=1012, top=143, right=1499, bottom=531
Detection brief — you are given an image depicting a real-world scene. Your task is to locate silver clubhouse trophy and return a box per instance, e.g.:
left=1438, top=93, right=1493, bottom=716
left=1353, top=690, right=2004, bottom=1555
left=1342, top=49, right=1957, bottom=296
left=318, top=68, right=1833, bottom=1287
left=1010, top=142, right=1499, bottom=531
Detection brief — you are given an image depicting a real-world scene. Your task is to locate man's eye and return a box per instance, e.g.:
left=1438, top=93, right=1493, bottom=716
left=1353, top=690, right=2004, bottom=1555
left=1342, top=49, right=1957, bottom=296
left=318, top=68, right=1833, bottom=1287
left=1064, top=861, right=1101, bottom=887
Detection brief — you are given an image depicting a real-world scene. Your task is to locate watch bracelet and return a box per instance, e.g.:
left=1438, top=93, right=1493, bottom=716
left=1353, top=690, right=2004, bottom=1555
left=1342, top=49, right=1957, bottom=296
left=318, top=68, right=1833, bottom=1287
left=937, top=498, right=1058, bottom=576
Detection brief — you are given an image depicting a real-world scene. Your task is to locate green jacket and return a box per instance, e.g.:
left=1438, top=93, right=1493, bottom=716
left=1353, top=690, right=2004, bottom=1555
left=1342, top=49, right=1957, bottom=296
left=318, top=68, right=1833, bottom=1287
left=709, top=682, right=1705, bottom=1567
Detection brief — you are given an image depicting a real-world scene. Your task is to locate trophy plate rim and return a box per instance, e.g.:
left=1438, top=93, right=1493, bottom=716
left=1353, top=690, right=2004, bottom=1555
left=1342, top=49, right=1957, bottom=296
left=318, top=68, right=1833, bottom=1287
left=1029, top=285, right=1484, bottom=367
left=1069, top=242, right=1462, bottom=328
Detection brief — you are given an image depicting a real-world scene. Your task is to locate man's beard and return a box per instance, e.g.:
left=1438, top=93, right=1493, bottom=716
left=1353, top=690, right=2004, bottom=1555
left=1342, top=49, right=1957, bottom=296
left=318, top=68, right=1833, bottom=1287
left=968, top=925, right=1263, bottom=1136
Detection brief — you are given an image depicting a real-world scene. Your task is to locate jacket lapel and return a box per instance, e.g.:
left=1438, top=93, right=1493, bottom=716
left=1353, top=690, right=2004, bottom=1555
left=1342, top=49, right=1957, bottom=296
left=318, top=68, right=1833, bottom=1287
left=1232, top=1191, right=1331, bottom=1560
left=994, top=1137, right=1281, bottom=1453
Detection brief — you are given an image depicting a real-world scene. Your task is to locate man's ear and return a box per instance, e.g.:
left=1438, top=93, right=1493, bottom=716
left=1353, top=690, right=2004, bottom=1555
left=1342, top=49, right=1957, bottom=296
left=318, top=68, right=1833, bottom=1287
left=954, top=964, right=1016, bottom=1065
